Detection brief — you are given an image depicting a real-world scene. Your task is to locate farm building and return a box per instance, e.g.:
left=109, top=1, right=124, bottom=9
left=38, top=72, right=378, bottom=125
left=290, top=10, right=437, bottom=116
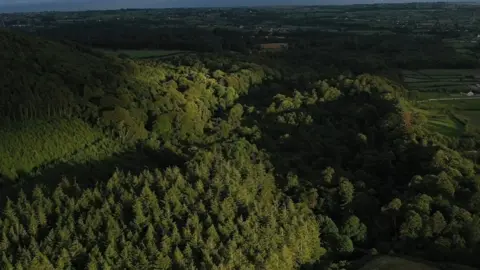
left=467, top=91, right=475, bottom=96
left=259, top=43, right=289, bottom=51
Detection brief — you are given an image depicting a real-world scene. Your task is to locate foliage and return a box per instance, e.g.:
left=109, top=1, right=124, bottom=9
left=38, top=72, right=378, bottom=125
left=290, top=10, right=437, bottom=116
left=0, top=143, right=323, bottom=269
left=1, top=24, right=480, bottom=269
left=0, top=118, right=101, bottom=180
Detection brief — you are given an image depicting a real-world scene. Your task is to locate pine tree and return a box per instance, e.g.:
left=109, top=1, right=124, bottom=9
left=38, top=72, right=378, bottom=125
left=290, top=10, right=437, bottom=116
left=28, top=251, right=54, bottom=270
left=28, top=213, right=38, bottom=236
left=1, top=252, right=13, bottom=270
left=155, top=252, right=171, bottom=270
left=133, top=201, right=147, bottom=226
left=37, top=206, right=47, bottom=227
left=86, top=255, right=98, bottom=270
left=0, top=232, right=9, bottom=252
left=55, top=248, right=71, bottom=270
left=173, top=247, right=185, bottom=267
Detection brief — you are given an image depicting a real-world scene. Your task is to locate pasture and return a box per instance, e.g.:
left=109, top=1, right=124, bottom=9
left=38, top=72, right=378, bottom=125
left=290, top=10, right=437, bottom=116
left=359, top=256, right=477, bottom=270
left=443, top=38, right=476, bottom=57
left=415, top=98, right=480, bottom=137
left=403, top=69, right=480, bottom=97
left=359, top=256, right=437, bottom=270
left=403, top=69, right=480, bottom=137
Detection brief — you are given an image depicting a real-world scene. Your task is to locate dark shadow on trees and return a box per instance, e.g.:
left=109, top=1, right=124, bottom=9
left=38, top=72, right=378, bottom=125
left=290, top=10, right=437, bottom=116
left=240, top=93, right=439, bottom=187
left=238, top=85, right=442, bottom=259
left=0, top=144, right=185, bottom=206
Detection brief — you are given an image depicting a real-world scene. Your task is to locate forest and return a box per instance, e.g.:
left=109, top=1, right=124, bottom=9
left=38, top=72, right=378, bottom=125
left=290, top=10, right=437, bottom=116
left=2, top=3, right=480, bottom=270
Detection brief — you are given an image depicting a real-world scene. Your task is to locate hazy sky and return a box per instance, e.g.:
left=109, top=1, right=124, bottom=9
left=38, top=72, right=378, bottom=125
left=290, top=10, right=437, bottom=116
left=0, top=0, right=469, bottom=12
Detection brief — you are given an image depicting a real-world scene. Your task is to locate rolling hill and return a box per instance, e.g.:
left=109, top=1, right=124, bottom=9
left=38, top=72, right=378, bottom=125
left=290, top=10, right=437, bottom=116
left=1, top=28, right=480, bottom=269
left=0, top=0, right=469, bottom=12
left=0, top=29, right=148, bottom=180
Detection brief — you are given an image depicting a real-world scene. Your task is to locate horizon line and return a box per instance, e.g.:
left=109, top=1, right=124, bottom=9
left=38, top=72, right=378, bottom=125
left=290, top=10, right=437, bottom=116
left=1, top=1, right=480, bottom=14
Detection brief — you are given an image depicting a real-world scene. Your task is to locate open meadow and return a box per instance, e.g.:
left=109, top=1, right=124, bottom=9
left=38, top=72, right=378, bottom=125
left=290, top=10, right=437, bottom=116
left=403, top=69, right=480, bottom=97
left=413, top=98, right=480, bottom=137
left=359, top=256, right=477, bottom=270
left=403, top=69, right=480, bottom=137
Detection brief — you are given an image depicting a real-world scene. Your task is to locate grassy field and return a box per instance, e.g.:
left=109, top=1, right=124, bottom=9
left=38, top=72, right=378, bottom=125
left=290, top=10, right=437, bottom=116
left=403, top=69, right=480, bottom=94
left=416, top=92, right=453, bottom=100
left=428, top=114, right=464, bottom=137
left=402, top=69, right=480, bottom=136
left=443, top=38, right=476, bottom=56
left=413, top=98, right=480, bottom=136
left=359, top=256, right=437, bottom=270
left=103, top=49, right=188, bottom=59
left=416, top=104, right=465, bottom=136
left=359, top=256, right=477, bottom=270
left=457, top=110, right=480, bottom=127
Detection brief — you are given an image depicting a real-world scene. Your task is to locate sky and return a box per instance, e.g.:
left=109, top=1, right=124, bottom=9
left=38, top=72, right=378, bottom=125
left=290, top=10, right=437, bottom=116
left=0, top=0, right=471, bottom=12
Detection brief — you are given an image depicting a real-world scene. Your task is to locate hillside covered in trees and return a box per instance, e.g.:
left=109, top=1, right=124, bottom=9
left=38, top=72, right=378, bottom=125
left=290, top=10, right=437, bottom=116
left=1, top=28, right=480, bottom=269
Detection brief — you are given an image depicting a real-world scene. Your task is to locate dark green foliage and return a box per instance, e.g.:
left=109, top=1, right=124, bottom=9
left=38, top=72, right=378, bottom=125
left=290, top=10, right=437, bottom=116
left=2, top=23, right=480, bottom=269
left=0, top=29, right=132, bottom=124
left=0, top=143, right=323, bottom=269
left=0, top=118, right=101, bottom=180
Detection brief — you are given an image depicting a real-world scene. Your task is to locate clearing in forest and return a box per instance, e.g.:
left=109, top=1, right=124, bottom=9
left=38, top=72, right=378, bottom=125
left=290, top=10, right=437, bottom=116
left=359, top=256, right=477, bottom=270
left=359, top=256, right=437, bottom=270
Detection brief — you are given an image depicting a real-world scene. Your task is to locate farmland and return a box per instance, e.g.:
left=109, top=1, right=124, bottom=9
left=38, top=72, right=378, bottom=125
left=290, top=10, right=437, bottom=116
left=403, top=69, right=480, bottom=97
left=411, top=98, right=480, bottom=137
left=401, top=69, right=480, bottom=137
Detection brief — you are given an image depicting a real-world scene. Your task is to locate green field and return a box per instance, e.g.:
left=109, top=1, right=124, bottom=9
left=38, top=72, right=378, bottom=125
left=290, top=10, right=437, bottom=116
left=359, top=256, right=476, bottom=270
left=403, top=69, right=480, bottom=136
left=416, top=92, right=453, bottom=100
left=428, top=114, right=464, bottom=137
left=360, top=256, right=437, bottom=270
left=443, top=38, right=476, bottom=56
left=414, top=98, right=480, bottom=136
left=456, top=110, right=480, bottom=127
left=403, top=69, right=480, bottom=94
left=416, top=105, right=464, bottom=137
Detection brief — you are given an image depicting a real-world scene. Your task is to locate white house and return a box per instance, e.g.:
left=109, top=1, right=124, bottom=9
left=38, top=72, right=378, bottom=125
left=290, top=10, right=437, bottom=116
left=467, top=91, right=475, bottom=97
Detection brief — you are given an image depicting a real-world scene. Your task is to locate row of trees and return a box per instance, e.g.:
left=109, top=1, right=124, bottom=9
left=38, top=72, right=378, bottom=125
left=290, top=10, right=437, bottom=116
left=34, top=23, right=255, bottom=53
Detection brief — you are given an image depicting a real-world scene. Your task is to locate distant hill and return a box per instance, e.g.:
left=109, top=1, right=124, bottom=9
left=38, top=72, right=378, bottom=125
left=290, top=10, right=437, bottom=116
left=0, top=29, right=134, bottom=124
left=0, top=0, right=474, bottom=12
